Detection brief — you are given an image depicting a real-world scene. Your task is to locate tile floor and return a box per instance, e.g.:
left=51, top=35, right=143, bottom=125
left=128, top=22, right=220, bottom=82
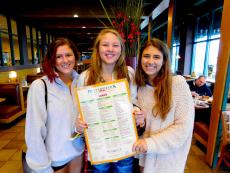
left=0, top=117, right=229, bottom=173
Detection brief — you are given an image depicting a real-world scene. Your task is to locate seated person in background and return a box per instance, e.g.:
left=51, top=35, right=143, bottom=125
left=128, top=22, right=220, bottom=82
left=175, top=70, right=182, bottom=75
left=187, top=75, right=212, bottom=97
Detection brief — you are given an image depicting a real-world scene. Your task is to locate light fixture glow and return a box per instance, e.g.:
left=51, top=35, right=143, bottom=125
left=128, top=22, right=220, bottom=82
left=82, top=26, right=86, bottom=28
left=9, top=71, right=17, bottom=78
left=36, top=67, right=41, bottom=74
left=9, top=71, right=17, bottom=82
left=73, top=14, right=79, bottom=18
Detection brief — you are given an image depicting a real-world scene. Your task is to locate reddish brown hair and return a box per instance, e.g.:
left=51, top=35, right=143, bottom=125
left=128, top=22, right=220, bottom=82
left=42, top=38, right=79, bottom=82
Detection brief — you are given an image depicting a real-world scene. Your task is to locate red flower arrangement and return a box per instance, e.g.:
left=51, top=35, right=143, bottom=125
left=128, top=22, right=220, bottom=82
left=99, top=0, right=143, bottom=57
left=111, top=12, right=141, bottom=57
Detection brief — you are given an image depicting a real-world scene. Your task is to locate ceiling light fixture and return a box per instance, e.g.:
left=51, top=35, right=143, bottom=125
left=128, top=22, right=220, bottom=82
left=82, top=26, right=86, bottom=28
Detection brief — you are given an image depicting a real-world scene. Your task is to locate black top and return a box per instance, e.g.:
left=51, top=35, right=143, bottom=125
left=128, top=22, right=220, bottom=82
left=187, top=80, right=212, bottom=97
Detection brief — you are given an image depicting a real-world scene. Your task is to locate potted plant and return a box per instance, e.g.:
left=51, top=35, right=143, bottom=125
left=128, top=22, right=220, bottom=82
left=99, top=0, right=144, bottom=69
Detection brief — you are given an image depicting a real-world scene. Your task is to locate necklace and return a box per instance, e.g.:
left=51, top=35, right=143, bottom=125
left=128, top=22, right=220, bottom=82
left=99, top=73, right=113, bottom=83
left=99, top=76, right=106, bottom=83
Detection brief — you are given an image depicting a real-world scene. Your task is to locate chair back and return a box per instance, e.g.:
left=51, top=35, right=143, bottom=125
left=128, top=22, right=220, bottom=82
left=221, top=111, right=230, bottom=145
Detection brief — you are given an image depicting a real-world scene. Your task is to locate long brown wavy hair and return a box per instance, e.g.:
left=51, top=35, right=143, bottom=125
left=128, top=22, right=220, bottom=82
left=86, top=28, right=130, bottom=85
left=135, top=38, right=172, bottom=120
left=42, top=37, right=79, bottom=82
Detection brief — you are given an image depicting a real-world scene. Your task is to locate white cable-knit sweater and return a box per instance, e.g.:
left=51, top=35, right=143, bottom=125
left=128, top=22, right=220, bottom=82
left=138, top=75, right=194, bottom=173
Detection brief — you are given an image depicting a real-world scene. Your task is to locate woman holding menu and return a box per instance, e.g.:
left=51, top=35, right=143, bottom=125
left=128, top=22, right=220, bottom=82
left=132, top=38, right=194, bottom=173
left=76, top=28, right=143, bottom=173
left=25, top=38, right=84, bottom=173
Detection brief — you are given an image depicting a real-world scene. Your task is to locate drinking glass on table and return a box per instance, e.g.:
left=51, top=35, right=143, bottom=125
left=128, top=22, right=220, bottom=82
left=193, top=93, right=200, bottom=106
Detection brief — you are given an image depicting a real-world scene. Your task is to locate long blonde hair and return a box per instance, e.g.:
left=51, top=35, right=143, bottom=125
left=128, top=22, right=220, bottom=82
left=86, top=28, right=130, bottom=85
left=135, top=38, right=172, bottom=120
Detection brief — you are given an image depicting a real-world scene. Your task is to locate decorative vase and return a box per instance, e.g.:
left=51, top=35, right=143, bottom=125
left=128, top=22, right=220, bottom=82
left=125, top=56, right=137, bottom=70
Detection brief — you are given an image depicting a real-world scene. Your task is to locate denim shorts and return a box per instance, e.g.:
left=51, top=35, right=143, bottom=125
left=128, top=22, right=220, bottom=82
left=93, top=157, right=134, bottom=173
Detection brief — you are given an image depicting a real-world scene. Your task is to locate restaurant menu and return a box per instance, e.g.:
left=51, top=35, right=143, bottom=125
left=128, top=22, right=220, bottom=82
left=76, top=79, right=138, bottom=164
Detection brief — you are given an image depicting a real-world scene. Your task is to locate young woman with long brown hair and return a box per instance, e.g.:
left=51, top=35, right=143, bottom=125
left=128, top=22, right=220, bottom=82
left=132, top=38, right=194, bottom=173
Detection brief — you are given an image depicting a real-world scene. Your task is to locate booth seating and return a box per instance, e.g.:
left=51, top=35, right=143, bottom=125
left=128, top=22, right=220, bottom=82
left=23, top=74, right=44, bottom=107
left=194, top=122, right=209, bottom=147
left=26, top=74, right=44, bottom=84
left=193, top=106, right=212, bottom=148
left=0, top=83, right=26, bottom=124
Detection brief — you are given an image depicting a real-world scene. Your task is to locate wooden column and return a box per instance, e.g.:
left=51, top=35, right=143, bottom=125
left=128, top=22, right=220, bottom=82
left=148, top=16, right=151, bottom=41
left=167, top=0, right=174, bottom=49
left=206, top=0, right=230, bottom=166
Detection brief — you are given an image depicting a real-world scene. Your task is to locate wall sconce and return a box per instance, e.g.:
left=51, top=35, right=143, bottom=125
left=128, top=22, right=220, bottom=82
left=36, top=67, right=41, bottom=74
left=9, top=71, right=17, bottom=82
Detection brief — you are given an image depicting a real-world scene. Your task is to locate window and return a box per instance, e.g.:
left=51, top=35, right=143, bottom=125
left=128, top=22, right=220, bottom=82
left=208, top=31, right=220, bottom=79
left=26, top=26, right=40, bottom=64
left=0, top=14, right=52, bottom=68
left=192, top=8, right=222, bottom=80
left=140, top=26, right=148, bottom=46
left=151, top=9, right=168, bottom=42
left=32, top=28, right=39, bottom=64
left=0, top=16, right=20, bottom=66
left=37, top=30, right=42, bottom=63
left=171, top=43, right=180, bottom=73
left=152, top=23, right=167, bottom=42
left=171, top=26, right=180, bottom=73
left=192, top=14, right=209, bottom=76
left=11, top=19, right=20, bottom=65
left=0, top=15, right=11, bottom=66
left=26, top=25, right=32, bottom=64
left=193, top=41, right=207, bottom=75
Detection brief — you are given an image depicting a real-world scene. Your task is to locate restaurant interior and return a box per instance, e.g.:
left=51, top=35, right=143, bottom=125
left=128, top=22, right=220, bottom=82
left=0, top=0, right=229, bottom=172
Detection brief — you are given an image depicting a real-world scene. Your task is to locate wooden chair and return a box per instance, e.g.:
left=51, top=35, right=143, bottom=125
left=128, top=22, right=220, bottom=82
left=216, top=111, right=230, bottom=170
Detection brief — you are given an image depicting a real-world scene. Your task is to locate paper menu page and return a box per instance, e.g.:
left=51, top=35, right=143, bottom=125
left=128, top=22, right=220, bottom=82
left=76, top=79, right=138, bottom=164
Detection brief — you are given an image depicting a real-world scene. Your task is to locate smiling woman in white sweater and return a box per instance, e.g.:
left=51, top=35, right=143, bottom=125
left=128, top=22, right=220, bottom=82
left=132, top=38, right=194, bottom=173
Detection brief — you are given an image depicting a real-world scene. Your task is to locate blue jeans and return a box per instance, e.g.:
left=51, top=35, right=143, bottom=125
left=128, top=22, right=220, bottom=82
left=93, top=157, right=134, bottom=173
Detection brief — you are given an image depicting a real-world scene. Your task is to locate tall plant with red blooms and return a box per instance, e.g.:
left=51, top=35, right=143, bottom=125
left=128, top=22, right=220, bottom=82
left=99, top=0, right=143, bottom=57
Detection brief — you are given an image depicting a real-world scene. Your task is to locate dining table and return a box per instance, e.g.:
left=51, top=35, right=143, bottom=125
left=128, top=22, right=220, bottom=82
left=194, top=96, right=212, bottom=123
